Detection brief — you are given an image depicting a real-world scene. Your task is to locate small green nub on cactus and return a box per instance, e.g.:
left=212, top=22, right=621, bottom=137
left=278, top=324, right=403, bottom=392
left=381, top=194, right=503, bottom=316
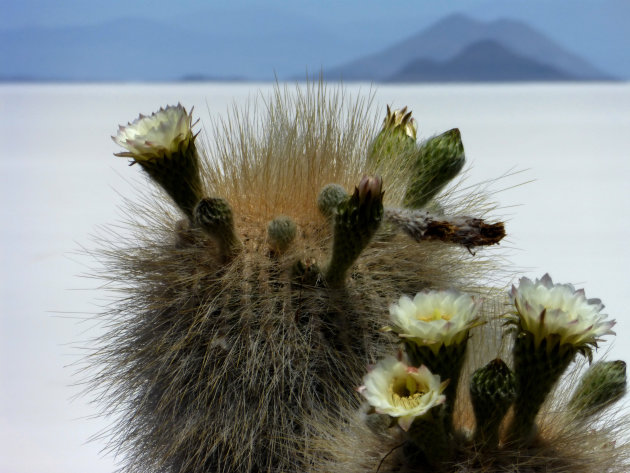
left=317, top=184, right=349, bottom=220
left=403, top=128, right=465, bottom=209
left=568, top=360, right=627, bottom=416
left=324, top=176, right=384, bottom=287
left=267, top=216, right=297, bottom=254
left=194, top=197, right=243, bottom=260
left=367, top=105, right=418, bottom=169
left=470, top=358, right=516, bottom=448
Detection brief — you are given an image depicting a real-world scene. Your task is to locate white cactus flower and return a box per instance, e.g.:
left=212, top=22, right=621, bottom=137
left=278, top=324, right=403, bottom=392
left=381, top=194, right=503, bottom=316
left=113, top=103, right=195, bottom=161
left=358, top=356, right=447, bottom=431
left=509, top=274, right=615, bottom=351
left=387, top=289, right=482, bottom=351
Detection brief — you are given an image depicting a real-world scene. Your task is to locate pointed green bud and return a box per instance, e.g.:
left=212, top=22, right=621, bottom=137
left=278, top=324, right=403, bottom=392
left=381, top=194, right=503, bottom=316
left=324, top=176, right=384, bottom=287
left=470, top=359, right=516, bottom=448
left=568, top=360, right=626, bottom=416
left=367, top=105, right=417, bottom=170
left=267, top=216, right=297, bottom=253
left=194, top=197, right=242, bottom=261
left=403, top=128, right=465, bottom=209
left=317, top=184, right=349, bottom=220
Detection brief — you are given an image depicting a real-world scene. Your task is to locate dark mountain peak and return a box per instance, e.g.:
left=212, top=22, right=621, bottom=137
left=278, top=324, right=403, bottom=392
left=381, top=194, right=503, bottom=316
left=425, top=12, right=483, bottom=30
left=452, top=38, right=516, bottom=60
left=325, top=13, right=611, bottom=82
left=389, top=39, right=573, bottom=83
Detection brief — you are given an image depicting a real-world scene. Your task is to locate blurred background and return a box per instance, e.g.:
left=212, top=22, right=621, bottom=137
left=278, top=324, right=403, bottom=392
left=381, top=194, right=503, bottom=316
left=2, top=0, right=629, bottom=82
left=1, top=1, right=629, bottom=472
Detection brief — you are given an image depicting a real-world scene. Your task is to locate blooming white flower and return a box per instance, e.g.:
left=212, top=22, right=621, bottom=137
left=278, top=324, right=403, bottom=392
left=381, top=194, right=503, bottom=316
left=358, top=356, right=447, bottom=431
left=113, top=104, right=195, bottom=161
left=387, top=289, right=482, bottom=351
left=509, top=274, right=615, bottom=350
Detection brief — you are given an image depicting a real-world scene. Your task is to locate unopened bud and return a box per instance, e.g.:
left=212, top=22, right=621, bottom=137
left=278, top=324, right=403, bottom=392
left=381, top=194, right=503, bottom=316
left=470, top=358, right=516, bottom=447
left=403, top=128, right=465, bottom=209
left=367, top=105, right=418, bottom=170
left=356, top=175, right=383, bottom=205
left=568, top=360, right=626, bottom=415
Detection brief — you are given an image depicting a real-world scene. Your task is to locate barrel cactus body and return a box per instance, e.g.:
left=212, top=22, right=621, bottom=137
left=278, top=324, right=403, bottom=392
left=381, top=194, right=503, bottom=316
left=90, top=83, right=517, bottom=473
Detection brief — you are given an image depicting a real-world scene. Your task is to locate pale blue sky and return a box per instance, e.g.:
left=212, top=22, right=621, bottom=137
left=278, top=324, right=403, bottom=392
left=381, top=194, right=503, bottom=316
left=2, top=0, right=628, bottom=78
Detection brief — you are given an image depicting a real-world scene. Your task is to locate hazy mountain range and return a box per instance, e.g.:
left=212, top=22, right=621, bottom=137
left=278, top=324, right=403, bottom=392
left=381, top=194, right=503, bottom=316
left=0, top=13, right=619, bottom=82
left=325, top=14, right=610, bottom=82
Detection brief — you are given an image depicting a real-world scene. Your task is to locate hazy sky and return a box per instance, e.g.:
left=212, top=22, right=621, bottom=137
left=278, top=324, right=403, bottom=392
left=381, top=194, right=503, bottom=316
left=2, top=0, right=625, bottom=30
left=4, top=0, right=627, bottom=77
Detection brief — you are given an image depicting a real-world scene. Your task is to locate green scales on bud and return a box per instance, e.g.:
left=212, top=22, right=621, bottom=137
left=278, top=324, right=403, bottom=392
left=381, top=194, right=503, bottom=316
left=367, top=105, right=418, bottom=170
left=568, top=360, right=627, bottom=416
left=267, top=216, right=297, bottom=254
left=324, top=176, right=384, bottom=287
left=194, top=197, right=243, bottom=261
left=317, top=184, right=349, bottom=220
left=113, top=104, right=203, bottom=220
left=470, top=359, right=516, bottom=448
left=403, top=128, right=465, bottom=210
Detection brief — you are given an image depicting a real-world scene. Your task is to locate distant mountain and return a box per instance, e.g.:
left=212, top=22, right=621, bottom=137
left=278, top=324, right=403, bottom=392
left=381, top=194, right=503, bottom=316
left=389, top=40, right=573, bottom=82
left=0, top=12, right=616, bottom=82
left=0, top=16, right=343, bottom=81
left=325, top=14, right=612, bottom=82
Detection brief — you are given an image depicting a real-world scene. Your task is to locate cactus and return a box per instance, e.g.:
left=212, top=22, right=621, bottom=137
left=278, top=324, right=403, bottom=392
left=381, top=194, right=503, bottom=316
left=310, top=275, right=628, bottom=473
left=87, top=83, right=629, bottom=473
left=568, top=360, right=627, bottom=416
left=266, top=215, right=298, bottom=254
left=403, top=128, right=466, bottom=210
left=317, top=183, right=349, bottom=221
left=470, top=358, right=516, bottom=448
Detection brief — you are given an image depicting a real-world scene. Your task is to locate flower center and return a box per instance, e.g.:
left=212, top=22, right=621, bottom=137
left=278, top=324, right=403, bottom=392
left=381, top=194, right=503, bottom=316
left=388, top=376, right=427, bottom=409
left=417, top=309, right=452, bottom=322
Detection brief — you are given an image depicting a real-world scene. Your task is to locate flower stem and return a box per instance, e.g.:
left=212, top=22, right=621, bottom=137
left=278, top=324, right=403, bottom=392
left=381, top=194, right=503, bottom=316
left=508, top=333, right=576, bottom=443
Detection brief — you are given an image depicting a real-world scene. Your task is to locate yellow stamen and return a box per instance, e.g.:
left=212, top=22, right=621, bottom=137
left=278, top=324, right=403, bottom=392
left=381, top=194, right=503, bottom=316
left=388, top=377, right=428, bottom=409
left=417, top=309, right=452, bottom=322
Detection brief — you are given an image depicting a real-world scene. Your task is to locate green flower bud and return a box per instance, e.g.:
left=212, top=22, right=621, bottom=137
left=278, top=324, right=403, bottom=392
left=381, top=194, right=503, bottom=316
left=470, top=359, right=516, bottom=448
left=324, top=176, right=383, bottom=287
left=403, top=128, right=465, bottom=209
left=568, top=360, right=626, bottom=415
left=367, top=105, right=418, bottom=170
